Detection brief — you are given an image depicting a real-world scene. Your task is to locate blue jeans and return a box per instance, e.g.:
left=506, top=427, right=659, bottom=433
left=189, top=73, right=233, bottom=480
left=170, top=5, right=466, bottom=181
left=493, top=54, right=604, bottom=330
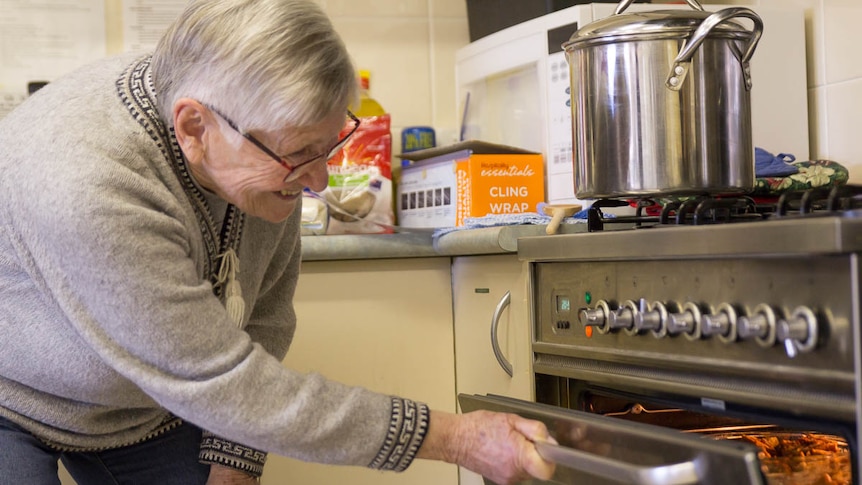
left=0, top=415, right=210, bottom=485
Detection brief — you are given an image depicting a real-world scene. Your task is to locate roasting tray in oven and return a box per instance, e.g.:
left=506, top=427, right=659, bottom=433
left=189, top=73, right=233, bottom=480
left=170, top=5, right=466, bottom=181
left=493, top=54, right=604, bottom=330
left=704, top=431, right=851, bottom=485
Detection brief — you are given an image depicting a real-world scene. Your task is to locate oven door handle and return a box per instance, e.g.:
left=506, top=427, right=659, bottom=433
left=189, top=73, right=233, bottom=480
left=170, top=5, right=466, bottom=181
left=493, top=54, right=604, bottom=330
left=535, top=440, right=700, bottom=485
left=490, top=291, right=514, bottom=377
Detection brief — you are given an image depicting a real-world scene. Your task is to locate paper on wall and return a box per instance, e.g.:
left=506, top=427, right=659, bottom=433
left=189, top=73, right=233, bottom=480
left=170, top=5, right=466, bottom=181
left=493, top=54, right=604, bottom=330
left=0, top=0, right=106, bottom=118
left=121, top=0, right=186, bottom=52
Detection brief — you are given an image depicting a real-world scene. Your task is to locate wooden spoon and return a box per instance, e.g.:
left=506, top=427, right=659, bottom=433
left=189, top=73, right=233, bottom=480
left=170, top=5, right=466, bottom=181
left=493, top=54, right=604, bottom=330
left=543, top=204, right=583, bottom=235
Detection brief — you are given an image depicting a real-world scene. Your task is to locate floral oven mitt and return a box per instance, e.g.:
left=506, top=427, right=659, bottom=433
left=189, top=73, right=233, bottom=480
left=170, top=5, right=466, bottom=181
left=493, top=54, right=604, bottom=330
left=752, top=160, right=849, bottom=197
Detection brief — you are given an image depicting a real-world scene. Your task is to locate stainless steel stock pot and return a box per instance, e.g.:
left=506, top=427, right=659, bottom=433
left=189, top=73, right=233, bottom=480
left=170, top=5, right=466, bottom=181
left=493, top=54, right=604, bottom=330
left=563, top=0, right=763, bottom=199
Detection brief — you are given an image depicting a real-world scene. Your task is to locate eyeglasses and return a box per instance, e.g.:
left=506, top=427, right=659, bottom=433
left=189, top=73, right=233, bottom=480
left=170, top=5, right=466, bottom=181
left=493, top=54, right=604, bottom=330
left=209, top=106, right=360, bottom=182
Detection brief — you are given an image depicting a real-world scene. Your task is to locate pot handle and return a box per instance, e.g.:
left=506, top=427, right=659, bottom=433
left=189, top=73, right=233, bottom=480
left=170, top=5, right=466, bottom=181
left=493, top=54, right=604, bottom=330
left=615, top=0, right=703, bottom=15
left=666, top=7, right=764, bottom=92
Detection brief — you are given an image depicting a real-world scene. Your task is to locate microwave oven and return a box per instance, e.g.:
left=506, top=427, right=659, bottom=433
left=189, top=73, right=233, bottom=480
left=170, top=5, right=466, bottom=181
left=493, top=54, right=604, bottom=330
left=454, top=2, right=810, bottom=206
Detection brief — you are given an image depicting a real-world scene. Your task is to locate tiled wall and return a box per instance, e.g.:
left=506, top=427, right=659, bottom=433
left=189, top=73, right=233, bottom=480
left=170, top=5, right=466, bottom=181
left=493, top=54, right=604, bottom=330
left=745, top=0, right=860, bottom=183
left=768, top=0, right=862, bottom=184
left=329, top=0, right=860, bottom=182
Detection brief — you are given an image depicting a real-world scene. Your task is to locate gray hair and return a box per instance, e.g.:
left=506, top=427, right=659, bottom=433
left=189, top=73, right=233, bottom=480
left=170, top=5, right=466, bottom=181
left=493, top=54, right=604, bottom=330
left=150, top=0, right=356, bottom=131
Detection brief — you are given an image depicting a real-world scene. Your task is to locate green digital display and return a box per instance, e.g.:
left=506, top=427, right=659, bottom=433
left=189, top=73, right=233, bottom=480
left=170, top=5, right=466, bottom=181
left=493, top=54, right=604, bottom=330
left=557, top=295, right=571, bottom=312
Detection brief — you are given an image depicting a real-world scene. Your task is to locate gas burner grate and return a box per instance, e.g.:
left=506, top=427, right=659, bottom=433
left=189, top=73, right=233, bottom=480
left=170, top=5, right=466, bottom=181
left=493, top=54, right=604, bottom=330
left=585, top=195, right=767, bottom=232
left=773, top=184, right=862, bottom=218
left=659, top=196, right=764, bottom=225
left=585, top=185, right=862, bottom=231
left=586, top=199, right=653, bottom=232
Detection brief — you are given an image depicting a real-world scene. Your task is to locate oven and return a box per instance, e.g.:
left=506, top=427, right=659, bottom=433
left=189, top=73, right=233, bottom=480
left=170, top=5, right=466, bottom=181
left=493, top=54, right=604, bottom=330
left=460, top=188, right=860, bottom=484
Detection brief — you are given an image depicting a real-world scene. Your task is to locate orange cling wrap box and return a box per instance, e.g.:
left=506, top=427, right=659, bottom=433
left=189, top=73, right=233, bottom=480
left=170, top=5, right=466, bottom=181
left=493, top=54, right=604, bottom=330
left=319, top=114, right=394, bottom=234
left=397, top=140, right=544, bottom=228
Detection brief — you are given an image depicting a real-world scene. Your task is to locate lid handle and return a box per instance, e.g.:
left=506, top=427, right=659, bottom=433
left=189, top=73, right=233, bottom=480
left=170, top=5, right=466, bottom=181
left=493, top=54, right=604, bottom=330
left=614, top=0, right=704, bottom=15
left=665, top=7, right=764, bottom=92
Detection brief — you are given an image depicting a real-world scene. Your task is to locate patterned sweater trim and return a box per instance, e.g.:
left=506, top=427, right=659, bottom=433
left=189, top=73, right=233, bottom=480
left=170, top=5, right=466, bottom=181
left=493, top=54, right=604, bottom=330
left=199, top=431, right=268, bottom=477
left=367, top=397, right=429, bottom=472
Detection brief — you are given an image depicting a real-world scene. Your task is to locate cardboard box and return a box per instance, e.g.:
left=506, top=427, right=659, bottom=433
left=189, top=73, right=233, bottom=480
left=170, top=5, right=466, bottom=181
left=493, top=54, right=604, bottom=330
left=397, top=140, right=544, bottom=228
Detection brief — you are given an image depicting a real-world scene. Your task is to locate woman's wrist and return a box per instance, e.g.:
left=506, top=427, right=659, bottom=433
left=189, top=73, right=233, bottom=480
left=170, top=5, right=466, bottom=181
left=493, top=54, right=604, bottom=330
left=206, top=464, right=260, bottom=484
left=416, top=410, right=463, bottom=464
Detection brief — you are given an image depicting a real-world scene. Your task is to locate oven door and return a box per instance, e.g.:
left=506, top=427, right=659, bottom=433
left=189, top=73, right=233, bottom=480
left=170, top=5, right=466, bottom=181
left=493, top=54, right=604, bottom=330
left=459, top=393, right=764, bottom=485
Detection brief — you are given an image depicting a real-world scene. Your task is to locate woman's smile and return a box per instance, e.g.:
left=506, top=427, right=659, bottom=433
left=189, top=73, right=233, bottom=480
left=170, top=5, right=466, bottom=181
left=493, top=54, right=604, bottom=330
left=277, top=188, right=302, bottom=199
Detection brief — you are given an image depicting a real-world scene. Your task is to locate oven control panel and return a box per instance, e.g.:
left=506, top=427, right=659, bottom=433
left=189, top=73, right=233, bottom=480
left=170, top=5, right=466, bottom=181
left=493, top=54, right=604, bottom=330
left=533, top=256, right=855, bottom=377
left=578, top=298, right=818, bottom=358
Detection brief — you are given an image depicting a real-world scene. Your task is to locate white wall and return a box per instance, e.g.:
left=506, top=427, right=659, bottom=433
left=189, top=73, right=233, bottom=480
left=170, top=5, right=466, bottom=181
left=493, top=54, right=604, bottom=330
left=315, top=0, right=470, bottom=155
left=2, top=0, right=470, bottom=159
left=7, top=0, right=860, bottom=180
left=340, top=0, right=859, bottom=181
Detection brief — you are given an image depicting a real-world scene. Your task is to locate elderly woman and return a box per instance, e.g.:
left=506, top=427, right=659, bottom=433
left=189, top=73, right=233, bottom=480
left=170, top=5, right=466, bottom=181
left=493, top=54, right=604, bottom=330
left=0, top=1, right=554, bottom=484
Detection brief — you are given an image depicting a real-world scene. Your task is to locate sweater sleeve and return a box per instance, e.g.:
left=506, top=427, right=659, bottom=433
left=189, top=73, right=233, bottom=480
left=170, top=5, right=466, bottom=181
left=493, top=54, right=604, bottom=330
left=197, top=397, right=429, bottom=477
left=366, top=397, right=429, bottom=472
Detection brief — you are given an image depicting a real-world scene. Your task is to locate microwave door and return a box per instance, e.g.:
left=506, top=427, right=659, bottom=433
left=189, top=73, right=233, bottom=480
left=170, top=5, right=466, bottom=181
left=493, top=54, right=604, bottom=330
left=457, top=394, right=764, bottom=485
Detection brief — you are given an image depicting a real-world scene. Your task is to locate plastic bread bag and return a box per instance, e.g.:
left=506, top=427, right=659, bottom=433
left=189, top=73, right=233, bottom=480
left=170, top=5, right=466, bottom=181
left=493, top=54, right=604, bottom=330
left=318, top=114, right=394, bottom=234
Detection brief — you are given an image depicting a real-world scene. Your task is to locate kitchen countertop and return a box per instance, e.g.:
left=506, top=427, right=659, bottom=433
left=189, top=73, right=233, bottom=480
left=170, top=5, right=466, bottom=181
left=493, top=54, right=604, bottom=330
left=300, top=223, right=591, bottom=261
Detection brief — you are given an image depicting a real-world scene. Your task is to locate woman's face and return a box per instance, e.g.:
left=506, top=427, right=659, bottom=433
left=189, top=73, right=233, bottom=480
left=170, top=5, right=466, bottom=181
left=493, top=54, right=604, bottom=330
left=190, top=108, right=346, bottom=223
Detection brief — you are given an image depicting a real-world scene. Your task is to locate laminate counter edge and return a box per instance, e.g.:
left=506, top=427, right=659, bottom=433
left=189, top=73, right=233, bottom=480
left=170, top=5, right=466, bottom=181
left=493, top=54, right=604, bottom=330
left=299, top=224, right=587, bottom=261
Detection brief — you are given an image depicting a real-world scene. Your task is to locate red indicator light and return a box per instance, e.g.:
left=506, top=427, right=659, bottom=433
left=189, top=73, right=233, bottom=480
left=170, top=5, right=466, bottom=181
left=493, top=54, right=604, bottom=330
left=585, top=326, right=593, bottom=338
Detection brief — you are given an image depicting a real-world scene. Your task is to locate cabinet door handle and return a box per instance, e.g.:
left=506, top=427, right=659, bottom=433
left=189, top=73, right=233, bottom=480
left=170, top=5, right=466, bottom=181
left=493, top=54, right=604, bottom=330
left=490, top=291, right=513, bottom=377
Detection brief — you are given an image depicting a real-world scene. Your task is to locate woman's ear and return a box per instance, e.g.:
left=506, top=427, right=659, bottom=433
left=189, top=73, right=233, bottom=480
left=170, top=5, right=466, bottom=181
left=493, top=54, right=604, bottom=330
left=173, top=98, right=211, bottom=164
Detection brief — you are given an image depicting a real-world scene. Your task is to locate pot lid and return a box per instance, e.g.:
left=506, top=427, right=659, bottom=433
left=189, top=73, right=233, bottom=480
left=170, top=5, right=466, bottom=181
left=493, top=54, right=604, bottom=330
left=564, top=9, right=750, bottom=49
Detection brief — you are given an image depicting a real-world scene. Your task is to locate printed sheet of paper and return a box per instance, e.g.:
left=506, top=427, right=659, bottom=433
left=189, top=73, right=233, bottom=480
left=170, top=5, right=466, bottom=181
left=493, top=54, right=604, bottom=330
left=122, top=0, right=187, bottom=53
left=0, top=0, right=106, bottom=118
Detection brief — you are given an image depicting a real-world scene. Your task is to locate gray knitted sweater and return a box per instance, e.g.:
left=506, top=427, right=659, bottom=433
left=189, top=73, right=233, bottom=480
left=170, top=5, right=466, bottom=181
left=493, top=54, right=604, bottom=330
left=0, top=53, right=427, bottom=475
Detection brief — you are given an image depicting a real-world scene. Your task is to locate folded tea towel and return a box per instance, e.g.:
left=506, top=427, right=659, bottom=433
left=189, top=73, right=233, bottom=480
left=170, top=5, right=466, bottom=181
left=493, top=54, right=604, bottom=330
left=756, top=147, right=799, bottom=177
left=431, top=207, right=590, bottom=242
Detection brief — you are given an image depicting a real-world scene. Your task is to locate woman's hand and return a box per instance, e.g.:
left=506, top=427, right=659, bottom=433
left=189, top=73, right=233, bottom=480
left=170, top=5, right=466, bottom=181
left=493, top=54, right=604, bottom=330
left=417, top=410, right=556, bottom=485
left=206, top=464, right=259, bottom=485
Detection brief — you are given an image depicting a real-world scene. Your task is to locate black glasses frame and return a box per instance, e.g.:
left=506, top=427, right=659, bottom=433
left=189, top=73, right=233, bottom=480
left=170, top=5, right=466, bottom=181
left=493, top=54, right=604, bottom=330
left=210, top=106, right=360, bottom=178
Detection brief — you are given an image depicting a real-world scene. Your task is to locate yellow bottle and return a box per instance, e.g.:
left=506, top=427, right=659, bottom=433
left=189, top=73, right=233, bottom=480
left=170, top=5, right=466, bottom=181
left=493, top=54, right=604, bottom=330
left=353, top=69, right=386, bottom=117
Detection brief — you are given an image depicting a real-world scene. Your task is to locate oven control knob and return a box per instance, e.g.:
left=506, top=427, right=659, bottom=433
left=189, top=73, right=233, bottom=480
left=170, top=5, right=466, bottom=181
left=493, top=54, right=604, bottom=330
left=701, top=303, right=738, bottom=343
left=633, top=299, right=668, bottom=338
left=607, top=300, right=638, bottom=335
left=737, top=304, right=777, bottom=347
left=667, top=302, right=702, bottom=340
left=578, top=300, right=611, bottom=334
left=776, top=306, right=818, bottom=358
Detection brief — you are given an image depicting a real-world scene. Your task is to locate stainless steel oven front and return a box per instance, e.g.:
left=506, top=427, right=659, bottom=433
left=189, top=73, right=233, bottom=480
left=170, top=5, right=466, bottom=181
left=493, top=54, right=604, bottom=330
left=460, top=214, right=860, bottom=485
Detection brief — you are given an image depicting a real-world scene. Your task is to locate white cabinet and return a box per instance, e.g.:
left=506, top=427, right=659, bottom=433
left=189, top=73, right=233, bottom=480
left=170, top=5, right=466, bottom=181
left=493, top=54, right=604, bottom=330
left=452, top=254, right=534, bottom=401
left=261, top=257, right=458, bottom=485
left=452, top=254, right=534, bottom=485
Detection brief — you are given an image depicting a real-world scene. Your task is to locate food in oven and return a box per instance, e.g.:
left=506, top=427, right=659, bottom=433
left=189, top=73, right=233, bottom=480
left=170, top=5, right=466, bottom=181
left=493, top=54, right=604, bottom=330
left=581, top=393, right=853, bottom=484
left=708, top=432, right=850, bottom=485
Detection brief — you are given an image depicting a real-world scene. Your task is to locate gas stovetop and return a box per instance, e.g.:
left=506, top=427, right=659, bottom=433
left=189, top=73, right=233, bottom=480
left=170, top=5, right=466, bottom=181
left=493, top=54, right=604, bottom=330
left=522, top=185, right=862, bottom=261
left=586, top=183, right=862, bottom=229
